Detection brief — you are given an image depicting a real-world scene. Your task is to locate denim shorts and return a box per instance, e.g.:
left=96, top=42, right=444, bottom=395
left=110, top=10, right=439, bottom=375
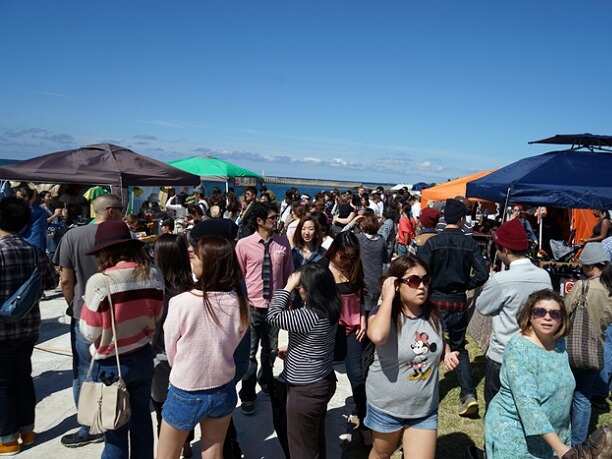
left=162, top=382, right=237, bottom=431
left=364, top=403, right=438, bottom=433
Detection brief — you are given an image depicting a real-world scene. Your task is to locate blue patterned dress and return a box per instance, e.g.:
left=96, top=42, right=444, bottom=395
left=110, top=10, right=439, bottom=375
left=485, top=336, right=575, bottom=458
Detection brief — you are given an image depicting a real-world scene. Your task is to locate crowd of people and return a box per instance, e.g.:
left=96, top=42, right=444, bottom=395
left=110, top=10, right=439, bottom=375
left=0, top=182, right=611, bottom=459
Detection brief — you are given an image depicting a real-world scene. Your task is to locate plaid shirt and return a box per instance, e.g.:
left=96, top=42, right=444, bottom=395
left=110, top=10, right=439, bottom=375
left=0, top=235, right=57, bottom=341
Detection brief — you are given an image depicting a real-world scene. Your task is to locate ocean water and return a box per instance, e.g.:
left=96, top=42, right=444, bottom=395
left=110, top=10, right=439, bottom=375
left=201, top=181, right=374, bottom=200
left=130, top=180, right=388, bottom=211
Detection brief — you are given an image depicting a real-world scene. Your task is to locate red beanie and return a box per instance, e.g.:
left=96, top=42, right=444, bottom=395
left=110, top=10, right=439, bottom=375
left=494, top=219, right=529, bottom=251
left=420, top=207, right=440, bottom=229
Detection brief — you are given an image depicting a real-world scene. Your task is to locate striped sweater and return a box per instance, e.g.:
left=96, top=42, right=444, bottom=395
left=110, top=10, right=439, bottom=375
left=266, top=289, right=336, bottom=385
left=80, top=262, right=164, bottom=360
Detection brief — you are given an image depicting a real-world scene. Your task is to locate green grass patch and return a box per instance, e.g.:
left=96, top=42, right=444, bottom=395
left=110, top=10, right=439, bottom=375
left=342, top=337, right=612, bottom=458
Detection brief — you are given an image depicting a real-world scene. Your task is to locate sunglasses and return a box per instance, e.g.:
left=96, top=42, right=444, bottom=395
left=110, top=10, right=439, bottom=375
left=398, top=274, right=431, bottom=289
left=532, top=307, right=563, bottom=321
left=339, top=252, right=356, bottom=261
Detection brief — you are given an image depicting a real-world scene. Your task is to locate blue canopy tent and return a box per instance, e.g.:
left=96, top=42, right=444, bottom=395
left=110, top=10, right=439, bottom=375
left=466, top=149, right=612, bottom=209
left=528, top=133, right=612, bottom=151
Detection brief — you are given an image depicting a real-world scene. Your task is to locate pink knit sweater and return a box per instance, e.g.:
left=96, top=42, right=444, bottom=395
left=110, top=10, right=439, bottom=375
left=164, top=290, right=246, bottom=391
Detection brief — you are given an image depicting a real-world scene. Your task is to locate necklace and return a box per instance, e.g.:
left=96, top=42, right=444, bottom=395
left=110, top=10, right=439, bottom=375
left=330, top=262, right=349, bottom=283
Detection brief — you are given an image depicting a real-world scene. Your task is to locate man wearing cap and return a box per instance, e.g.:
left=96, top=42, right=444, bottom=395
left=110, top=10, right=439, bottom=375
left=237, top=186, right=258, bottom=239
left=235, top=202, right=293, bottom=416
left=408, top=206, right=440, bottom=257
left=436, top=195, right=475, bottom=236
left=53, top=194, right=123, bottom=448
left=420, top=198, right=489, bottom=416
left=138, top=192, right=167, bottom=220
left=475, top=218, right=552, bottom=407
left=193, top=185, right=209, bottom=216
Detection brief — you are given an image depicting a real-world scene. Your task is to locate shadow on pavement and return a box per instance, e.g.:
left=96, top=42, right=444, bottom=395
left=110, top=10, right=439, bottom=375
left=35, top=413, right=78, bottom=447
left=37, top=316, right=71, bottom=343
left=34, top=369, right=73, bottom=403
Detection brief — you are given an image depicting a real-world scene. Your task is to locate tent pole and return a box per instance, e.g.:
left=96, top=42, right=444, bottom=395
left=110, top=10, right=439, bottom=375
left=502, top=187, right=511, bottom=221
left=539, top=218, right=543, bottom=247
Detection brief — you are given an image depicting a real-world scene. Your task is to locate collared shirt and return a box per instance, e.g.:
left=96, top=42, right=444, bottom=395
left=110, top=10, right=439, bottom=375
left=0, top=235, right=57, bottom=340
left=235, top=232, right=294, bottom=309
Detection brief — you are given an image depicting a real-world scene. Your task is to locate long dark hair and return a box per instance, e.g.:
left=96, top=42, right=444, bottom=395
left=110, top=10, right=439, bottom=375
left=194, top=236, right=249, bottom=330
left=154, top=234, right=194, bottom=291
left=383, top=255, right=442, bottom=335
left=293, top=215, right=322, bottom=250
left=299, top=263, right=342, bottom=323
left=324, top=231, right=365, bottom=291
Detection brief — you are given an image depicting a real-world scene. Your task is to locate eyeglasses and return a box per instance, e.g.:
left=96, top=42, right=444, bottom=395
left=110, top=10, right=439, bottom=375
left=398, top=274, right=431, bottom=289
left=266, top=215, right=279, bottom=222
left=532, top=307, right=563, bottom=321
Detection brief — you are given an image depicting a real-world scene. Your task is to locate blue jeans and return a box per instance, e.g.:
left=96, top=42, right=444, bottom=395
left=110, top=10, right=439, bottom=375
left=397, top=244, right=408, bottom=258
left=441, top=309, right=476, bottom=401
left=571, top=368, right=598, bottom=445
left=345, top=330, right=367, bottom=422
left=593, top=324, right=612, bottom=397
left=70, top=318, right=93, bottom=437
left=239, top=307, right=278, bottom=403
left=0, top=336, right=36, bottom=443
left=91, top=345, right=155, bottom=459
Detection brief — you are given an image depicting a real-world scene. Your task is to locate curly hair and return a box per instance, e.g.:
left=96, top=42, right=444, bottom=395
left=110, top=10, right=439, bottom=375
left=515, top=289, right=571, bottom=339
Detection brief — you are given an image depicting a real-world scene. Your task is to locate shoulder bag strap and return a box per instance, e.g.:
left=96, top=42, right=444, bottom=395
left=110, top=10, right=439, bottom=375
left=106, top=279, right=123, bottom=378
left=569, top=280, right=588, bottom=315
left=85, top=277, right=123, bottom=380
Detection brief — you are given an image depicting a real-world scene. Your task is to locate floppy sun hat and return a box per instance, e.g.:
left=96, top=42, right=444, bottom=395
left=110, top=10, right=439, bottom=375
left=86, top=220, right=143, bottom=255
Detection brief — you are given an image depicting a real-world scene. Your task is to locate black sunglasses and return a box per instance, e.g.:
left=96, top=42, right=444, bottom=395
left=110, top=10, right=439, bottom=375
left=398, top=274, right=431, bottom=289
left=532, top=307, right=562, bottom=321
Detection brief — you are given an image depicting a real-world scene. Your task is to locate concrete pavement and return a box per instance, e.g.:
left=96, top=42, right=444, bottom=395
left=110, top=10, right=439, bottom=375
left=20, top=290, right=362, bottom=458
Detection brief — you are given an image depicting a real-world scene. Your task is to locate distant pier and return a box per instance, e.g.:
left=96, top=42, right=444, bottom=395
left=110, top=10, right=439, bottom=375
left=263, top=175, right=392, bottom=190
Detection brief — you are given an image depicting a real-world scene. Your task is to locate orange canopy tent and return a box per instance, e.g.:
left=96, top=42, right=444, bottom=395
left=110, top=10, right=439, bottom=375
left=421, top=169, right=497, bottom=207
left=572, top=208, right=598, bottom=245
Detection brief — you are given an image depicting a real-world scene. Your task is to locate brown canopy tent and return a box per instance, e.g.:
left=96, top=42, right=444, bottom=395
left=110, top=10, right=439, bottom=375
left=0, top=144, right=199, bottom=188
left=0, top=144, right=199, bottom=205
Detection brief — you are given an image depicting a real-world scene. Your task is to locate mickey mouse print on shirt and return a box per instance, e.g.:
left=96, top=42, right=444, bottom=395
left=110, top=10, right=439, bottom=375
left=406, top=331, right=438, bottom=381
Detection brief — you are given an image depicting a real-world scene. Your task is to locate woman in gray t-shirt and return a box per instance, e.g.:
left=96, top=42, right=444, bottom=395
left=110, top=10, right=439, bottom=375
left=365, top=255, right=460, bottom=459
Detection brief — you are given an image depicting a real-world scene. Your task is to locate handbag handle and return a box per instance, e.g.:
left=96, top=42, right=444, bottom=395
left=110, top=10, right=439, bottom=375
left=569, top=280, right=590, bottom=315
left=85, top=276, right=123, bottom=380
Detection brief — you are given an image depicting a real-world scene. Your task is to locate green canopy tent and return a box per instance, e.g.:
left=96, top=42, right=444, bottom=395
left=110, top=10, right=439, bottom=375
left=168, top=156, right=262, bottom=191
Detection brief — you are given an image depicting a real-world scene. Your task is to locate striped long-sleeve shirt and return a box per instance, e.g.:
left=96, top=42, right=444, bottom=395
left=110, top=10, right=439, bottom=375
left=266, top=289, right=336, bottom=385
left=80, top=262, right=164, bottom=360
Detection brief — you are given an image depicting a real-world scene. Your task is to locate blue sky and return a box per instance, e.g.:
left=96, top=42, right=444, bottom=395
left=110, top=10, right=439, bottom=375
left=1, top=1, right=611, bottom=184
